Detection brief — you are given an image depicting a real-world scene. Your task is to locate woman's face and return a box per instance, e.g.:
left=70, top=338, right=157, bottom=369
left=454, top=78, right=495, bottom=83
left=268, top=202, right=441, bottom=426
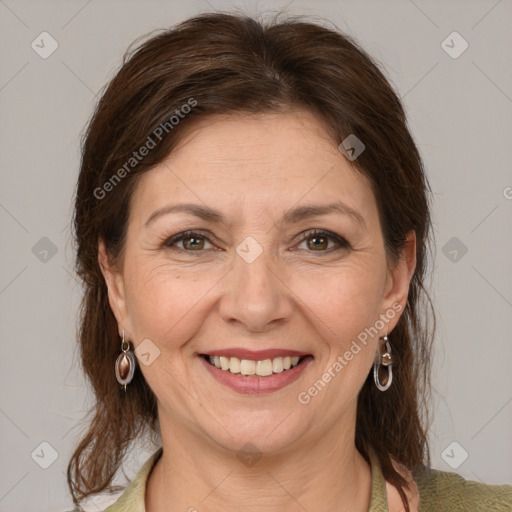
left=100, top=110, right=415, bottom=455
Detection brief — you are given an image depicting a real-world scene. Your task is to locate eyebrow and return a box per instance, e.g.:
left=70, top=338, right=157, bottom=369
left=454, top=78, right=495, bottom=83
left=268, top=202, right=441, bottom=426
left=144, top=201, right=366, bottom=229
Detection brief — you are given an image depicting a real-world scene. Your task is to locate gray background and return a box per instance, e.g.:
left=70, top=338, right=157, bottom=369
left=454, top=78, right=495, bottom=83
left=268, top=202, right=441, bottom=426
left=1, top=0, right=511, bottom=510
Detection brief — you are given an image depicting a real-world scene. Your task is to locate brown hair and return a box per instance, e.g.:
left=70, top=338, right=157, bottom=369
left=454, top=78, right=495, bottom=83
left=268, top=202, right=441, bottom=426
left=68, top=13, right=435, bottom=511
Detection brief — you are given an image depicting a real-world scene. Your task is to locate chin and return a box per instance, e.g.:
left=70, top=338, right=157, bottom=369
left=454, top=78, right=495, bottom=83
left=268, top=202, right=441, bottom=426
left=201, top=409, right=312, bottom=457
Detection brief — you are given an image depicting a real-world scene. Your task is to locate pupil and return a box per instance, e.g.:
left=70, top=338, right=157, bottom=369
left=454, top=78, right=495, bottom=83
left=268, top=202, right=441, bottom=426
left=185, top=236, right=203, bottom=250
left=309, top=236, right=327, bottom=250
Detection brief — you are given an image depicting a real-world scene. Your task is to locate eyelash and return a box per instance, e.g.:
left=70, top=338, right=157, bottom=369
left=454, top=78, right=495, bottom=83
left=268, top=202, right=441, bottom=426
left=163, top=229, right=350, bottom=254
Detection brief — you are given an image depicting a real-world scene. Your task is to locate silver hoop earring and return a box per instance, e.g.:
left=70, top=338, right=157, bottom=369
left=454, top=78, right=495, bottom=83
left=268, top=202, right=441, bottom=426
left=115, top=330, right=136, bottom=392
left=373, top=335, right=393, bottom=392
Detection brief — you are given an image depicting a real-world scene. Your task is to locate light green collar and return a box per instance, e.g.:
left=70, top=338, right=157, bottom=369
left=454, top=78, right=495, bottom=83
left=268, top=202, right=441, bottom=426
left=104, top=446, right=390, bottom=511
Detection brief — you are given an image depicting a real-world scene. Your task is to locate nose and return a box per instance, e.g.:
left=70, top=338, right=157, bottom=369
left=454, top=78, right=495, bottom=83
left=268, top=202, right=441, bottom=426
left=218, top=247, right=294, bottom=333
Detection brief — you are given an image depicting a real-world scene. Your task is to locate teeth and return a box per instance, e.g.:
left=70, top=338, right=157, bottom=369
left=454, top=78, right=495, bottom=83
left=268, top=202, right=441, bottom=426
left=229, top=357, right=241, bottom=374
left=240, top=359, right=256, bottom=375
left=256, top=359, right=273, bottom=376
left=272, top=357, right=284, bottom=373
left=207, top=355, right=303, bottom=376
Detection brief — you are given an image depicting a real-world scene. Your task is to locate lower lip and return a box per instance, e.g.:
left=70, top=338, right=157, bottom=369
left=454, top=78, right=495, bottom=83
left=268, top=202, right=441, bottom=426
left=199, top=356, right=313, bottom=395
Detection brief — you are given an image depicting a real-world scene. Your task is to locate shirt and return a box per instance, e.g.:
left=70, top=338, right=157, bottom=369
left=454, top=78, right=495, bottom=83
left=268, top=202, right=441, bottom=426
left=97, top=447, right=512, bottom=511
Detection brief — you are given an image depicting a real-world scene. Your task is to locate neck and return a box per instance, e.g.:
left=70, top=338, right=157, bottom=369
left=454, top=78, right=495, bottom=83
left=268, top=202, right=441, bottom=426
left=146, top=409, right=372, bottom=512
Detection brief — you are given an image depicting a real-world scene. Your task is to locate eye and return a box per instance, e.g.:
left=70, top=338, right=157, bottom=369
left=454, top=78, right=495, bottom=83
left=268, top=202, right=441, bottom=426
left=164, top=231, right=215, bottom=251
left=163, top=229, right=350, bottom=254
left=295, top=229, right=350, bottom=252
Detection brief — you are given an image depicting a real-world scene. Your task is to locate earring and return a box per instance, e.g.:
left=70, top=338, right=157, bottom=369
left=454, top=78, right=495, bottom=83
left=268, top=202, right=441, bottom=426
left=373, top=334, right=393, bottom=392
left=115, top=330, right=136, bottom=392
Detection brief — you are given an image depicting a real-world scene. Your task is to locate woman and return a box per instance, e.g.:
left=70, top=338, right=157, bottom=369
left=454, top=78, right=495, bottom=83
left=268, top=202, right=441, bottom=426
left=67, top=13, right=512, bottom=512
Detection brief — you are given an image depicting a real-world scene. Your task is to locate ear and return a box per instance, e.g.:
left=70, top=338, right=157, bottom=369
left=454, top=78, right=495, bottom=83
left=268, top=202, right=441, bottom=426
left=98, top=238, right=131, bottom=338
left=380, top=230, right=417, bottom=333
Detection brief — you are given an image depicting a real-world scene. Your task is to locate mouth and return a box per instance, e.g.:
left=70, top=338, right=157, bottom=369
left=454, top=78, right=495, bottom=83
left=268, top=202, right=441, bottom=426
left=201, top=354, right=308, bottom=376
left=198, top=350, right=314, bottom=394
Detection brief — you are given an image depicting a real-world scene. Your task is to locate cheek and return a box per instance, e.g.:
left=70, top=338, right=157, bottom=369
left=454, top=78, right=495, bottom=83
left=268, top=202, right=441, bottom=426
left=296, top=262, right=386, bottom=345
left=123, top=258, right=221, bottom=349
left=294, top=268, right=385, bottom=411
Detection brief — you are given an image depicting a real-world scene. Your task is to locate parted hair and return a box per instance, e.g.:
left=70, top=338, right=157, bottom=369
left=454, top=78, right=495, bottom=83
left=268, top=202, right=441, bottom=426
left=68, top=13, right=435, bottom=512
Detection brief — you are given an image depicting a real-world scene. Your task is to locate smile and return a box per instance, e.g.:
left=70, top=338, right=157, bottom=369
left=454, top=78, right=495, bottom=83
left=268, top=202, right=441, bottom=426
left=199, top=350, right=314, bottom=394
left=204, top=354, right=303, bottom=376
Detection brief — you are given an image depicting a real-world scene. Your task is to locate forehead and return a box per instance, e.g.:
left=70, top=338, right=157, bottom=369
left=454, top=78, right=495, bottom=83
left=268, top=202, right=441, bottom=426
left=130, top=111, right=377, bottom=227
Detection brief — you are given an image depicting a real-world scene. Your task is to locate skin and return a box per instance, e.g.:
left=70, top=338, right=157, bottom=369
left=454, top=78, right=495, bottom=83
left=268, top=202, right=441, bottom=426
left=99, top=110, right=418, bottom=512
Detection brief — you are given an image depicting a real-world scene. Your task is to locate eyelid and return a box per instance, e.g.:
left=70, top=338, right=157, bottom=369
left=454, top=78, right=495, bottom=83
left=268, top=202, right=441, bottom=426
left=164, top=228, right=350, bottom=253
left=294, top=229, right=350, bottom=251
left=164, top=230, right=216, bottom=250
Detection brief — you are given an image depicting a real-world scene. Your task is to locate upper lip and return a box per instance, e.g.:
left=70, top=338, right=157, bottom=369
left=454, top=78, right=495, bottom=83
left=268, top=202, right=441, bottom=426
left=201, top=348, right=311, bottom=360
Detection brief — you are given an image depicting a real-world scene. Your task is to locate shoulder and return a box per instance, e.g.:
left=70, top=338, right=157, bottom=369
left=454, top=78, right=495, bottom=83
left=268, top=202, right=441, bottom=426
left=413, top=465, right=512, bottom=511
